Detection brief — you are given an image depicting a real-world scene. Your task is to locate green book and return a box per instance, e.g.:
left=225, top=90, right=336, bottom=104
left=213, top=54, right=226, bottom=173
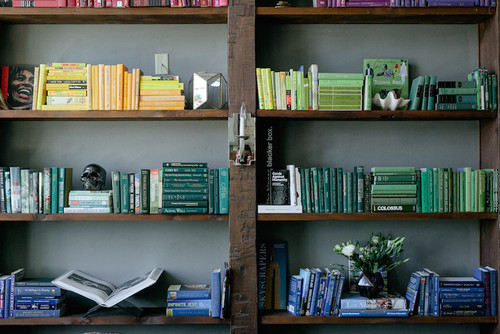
left=120, top=172, right=130, bottom=214
left=208, top=169, right=214, bottom=214
left=463, top=167, right=472, bottom=212
left=363, top=59, right=409, bottom=99
left=355, top=166, right=364, bottom=213
left=290, top=68, right=296, bottom=110
left=420, top=169, right=428, bottom=213
left=214, top=169, right=219, bottom=214
left=342, top=172, right=348, bottom=213
left=471, top=170, right=476, bottom=212
left=421, top=75, right=430, bottom=111
left=478, top=169, right=486, bottom=212
left=141, top=169, right=150, bottom=214
left=111, top=171, right=121, bottom=214
left=371, top=184, right=417, bottom=192
left=373, top=174, right=417, bottom=183
left=318, top=168, right=324, bottom=213
left=304, top=168, right=312, bottom=213
left=438, top=87, right=477, bottom=95
left=427, top=75, right=438, bottom=110
left=364, top=75, right=372, bottom=110
left=58, top=167, right=72, bottom=213
left=372, top=204, right=416, bottom=212
left=160, top=207, right=208, bottom=214
left=347, top=172, right=353, bottom=214
left=318, top=79, right=364, bottom=86
left=452, top=171, right=458, bottom=212
left=219, top=168, right=229, bottom=214
left=318, top=73, right=364, bottom=80
left=311, top=167, right=320, bottom=213
left=371, top=167, right=415, bottom=173
left=51, top=167, right=59, bottom=214
left=491, top=74, right=498, bottom=110
left=300, top=168, right=307, bottom=211
left=337, top=167, right=343, bottom=212
left=409, top=76, right=425, bottom=110
left=433, top=168, right=439, bottom=213
left=330, top=168, right=337, bottom=213
left=162, top=200, right=208, bottom=207
left=443, top=168, right=449, bottom=213
left=371, top=197, right=418, bottom=205
left=428, top=168, right=434, bottom=213
left=297, top=70, right=304, bottom=110
left=438, top=168, right=444, bottom=213
left=323, top=168, right=331, bottom=213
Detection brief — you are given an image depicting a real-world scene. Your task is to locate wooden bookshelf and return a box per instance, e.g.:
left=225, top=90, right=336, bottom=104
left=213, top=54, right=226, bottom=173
left=256, top=7, right=495, bottom=24
left=260, top=310, right=498, bottom=325
left=257, top=109, right=497, bottom=120
left=0, top=109, right=228, bottom=120
left=0, top=213, right=228, bottom=221
left=258, top=212, right=498, bottom=221
left=0, top=7, right=228, bottom=24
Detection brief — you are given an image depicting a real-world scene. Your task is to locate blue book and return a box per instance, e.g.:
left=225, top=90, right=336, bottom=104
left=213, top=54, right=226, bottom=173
left=299, top=268, right=312, bottom=316
left=272, top=241, right=287, bottom=310
left=439, top=277, right=483, bottom=287
left=308, top=268, right=322, bottom=316
left=332, top=273, right=346, bottom=316
left=166, top=308, right=211, bottom=317
left=9, top=268, right=25, bottom=317
left=0, top=275, right=9, bottom=319
left=405, top=271, right=421, bottom=315
left=441, top=309, right=485, bottom=316
left=439, top=287, right=485, bottom=293
left=3, top=277, right=10, bottom=318
left=474, top=267, right=491, bottom=315
left=167, top=299, right=212, bottom=309
left=440, top=292, right=484, bottom=299
left=340, top=293, right=407, bottom=310
left=15, top=278, right=56, bottom=287
left=484, top=265, right=498, bottom=315
left=211, top=268, right=221, bottom=318
left=14, top=286, right=63, bottom=297
left=339, top=309, right=409, bottom=317
left=423, top=268, right=439, bottom=317
left=13, top=308, right=64, bottom=318
left=287, top=275, right=302, bottom=316
left=218, top=168, right=229, bottom=214
left=15, top=297, right=64, bottom=310
left=322, top=271, right=338, bottom=316
left=441, top=299, right=485, bottom=304
left=315, top=276, right=327, bottom=316
left=167, top=284, right=210, bottom=300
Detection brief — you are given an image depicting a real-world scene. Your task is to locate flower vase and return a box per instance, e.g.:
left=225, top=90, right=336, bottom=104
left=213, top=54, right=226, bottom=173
left=357, top=271, right=385, bottom=299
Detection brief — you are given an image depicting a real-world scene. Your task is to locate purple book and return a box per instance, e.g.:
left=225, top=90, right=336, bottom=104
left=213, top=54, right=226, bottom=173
left=346, top=0, right=390, bottom=5
left=426, top=0, right=475, bottom=5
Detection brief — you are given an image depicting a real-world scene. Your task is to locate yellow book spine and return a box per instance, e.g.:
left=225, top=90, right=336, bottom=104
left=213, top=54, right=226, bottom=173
left=92, top=65, right=99, bottom=110
left=51, top=63, right=86, bottom=67
left=265, top=68, right=274, bottom=110
left=127, top=72, right=133, bottom=110
left=256, top=68, right=265, bottom=110
left=46, top=67, right=87, bottom=71
left=45, top=84, right=87, bottom=91
left=139, top=89, right=182, bottom=96
left=86, top=64, right=92, bottom=111
left=139, top=95, right=185, bottom=102
left=131, top=69, right=137, bottom=110
left=138, top=101, right=185, bottom=107
left=139, top=82, right=184, bottom=90
left=98, top=64, right=105, bottom=110
left=138, top=105, right=185, bottom=110
left=116, top=64, right=124, bottom=110
left=36, top=64, right=47, bottom=110
left=135, top=69, right=141, bottom=110
left=41, top=104, right=88, bottom=110
left=104, top=65, right=111, bottom=110
left=141, top=75, right=180, bottom=81
left=46, top=75, right=87, bottom=80
left=31, top=66, right=39, bottom=110
left=111, top=65, right=117, bottom=110
left=47, top=90, right=87, bottom=97
left=123, top=71, right=128, bottom=111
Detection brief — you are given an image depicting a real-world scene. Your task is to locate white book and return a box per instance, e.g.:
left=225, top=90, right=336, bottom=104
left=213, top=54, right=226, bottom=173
left=258, top=205, right=303, bottom=213
left=63, top=207, right=112, bottom=213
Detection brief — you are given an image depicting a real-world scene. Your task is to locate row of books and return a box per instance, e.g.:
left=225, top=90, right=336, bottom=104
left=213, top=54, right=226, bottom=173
left=287, top=268, right=346, bottom=317
left=312, top=0, right=496, bottom=6
left=0, top=269, right=65, bottom=318
left=258, top=166, right=498, bottom=214
left=0, top=167, right=72, bottom=214
left=3, top=0, right=228, bottom=7
left=409, top=70, right=498, bottom=111
left=166, top=263, right=229, bottom=318
left=339, top=292, right=409, bottom=317
left=405, top=266, right=498, bottom=316
left=110, top=163, right=229, bottom=215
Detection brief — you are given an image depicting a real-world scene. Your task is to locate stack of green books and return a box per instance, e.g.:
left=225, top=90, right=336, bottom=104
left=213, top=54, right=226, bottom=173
left=64, top=190, right=113, bottom=214
left=370, top=167, right=418, bottom=213
left=318, top=73, right=363, bottom=111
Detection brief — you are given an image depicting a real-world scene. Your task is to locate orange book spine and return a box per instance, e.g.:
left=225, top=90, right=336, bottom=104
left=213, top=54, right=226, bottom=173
left=98, top=64, right=105, bottom=110
left=127, top=72, right=133, bottom=110
left=92, top=65, right=99, bottom=110
left=123, top=71, right=128, bottom=111
left=138, top=105, right=185, bottom=110
left=116, top=64, right=124, bottom=110
left=131, top=69, right=137, bottom=110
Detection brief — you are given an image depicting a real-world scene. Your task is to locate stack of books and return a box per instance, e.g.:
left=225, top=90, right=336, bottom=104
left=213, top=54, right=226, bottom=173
left=287, top=268, right=345, bottom=317
left=166, top=284, right=212, bottom=317
left=1, top=269, right=65, bottom=318
left=339, top=292, right=408, bottom=317
left=439, top=276, right=486, bottom=316
left=370, top=166, right=418, bottom=213
left=64, top=190, right=113, bottom=213
left=138, top=75, right=185, bottom=110
left=318, top=73, right=363, bottom=111
left=436, top=80, right=478, bottom=111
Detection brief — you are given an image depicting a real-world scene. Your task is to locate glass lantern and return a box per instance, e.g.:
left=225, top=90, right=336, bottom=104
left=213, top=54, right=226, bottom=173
left=189, top=72, right=228, bottom=110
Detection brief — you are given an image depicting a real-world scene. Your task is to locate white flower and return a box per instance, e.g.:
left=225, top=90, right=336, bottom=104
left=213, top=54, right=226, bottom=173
left=372, top=235, right=380, bottom=244
left=341, top=244, right=356, bottom=257
left=334, top=244, right=341, bottom=251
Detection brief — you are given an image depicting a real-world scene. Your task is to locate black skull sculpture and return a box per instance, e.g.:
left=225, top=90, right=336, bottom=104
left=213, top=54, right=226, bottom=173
left=81, top=164, right=106, bottom=190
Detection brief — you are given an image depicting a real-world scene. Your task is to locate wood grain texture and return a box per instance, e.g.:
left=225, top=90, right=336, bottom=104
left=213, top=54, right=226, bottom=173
left=0, top=213, right=228, bottom=221
left=229, top=164, right=257, bottom=334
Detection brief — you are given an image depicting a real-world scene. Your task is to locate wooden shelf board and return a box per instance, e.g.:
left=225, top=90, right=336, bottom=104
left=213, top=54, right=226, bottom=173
left=0, top=213, right=228, bottom=222
left=256, top=7, right=495, bottom=24
left=256, top=109, right=497, bottom=120
left=260, top=310, right=498, bottom=324
left=0, top=110, right=228, bottom=120
left=0, top=7, right=228, bottom=24
left=258, top=212, right=498, bottom=221
left=0, top=308, right=229, bottom=325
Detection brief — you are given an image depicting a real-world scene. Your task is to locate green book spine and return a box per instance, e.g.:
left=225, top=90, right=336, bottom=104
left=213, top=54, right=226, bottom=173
left=304, top=73, right=309, bottom=111
left=428, top=169, right=434, bottom=213
left=323, top=168, right=331, bottom=213
left=371, top=167, right=415, bottom=173
left=266, top=68, right=275, bottom=110
left=219, top=168, right=229, bottom=214
left=163, top=182, right=208, bottom=188
left=371, top=197, right=417, bottom=205
left=51, top=167, right=58, bottom=214
left=409, top=76, right=425, bottom=110
left=343, top=172, right=348, bottom=213
left=416, top=170, right=421, bottom=213
left=150, top=169, right=159, bottom=214
left=427, top=75, right=437, bottom=110
left=120, top=172, right=130, bottom=214
left=330, top=168, right=337, bottom=213
left=433, top=168, right=439, bottom=213
left=319, top=79, right=364, bottom=86
left=162, top=162, right=208, bottom=168
left=300, top=168, right=307, bottom=211
left=311, top=167, right=320, bottom=213
left=214, top=169, right=219, bottom=214
left=452, top=171, right=458, bottom=213
left=363, top=75, right=372, bottom=110
left=162, top=201, right=208, bottom=207
left=318, top=168, right=325, bottom=213
left=347, top=172, right=353, bottom=214
left=459, top=171, right=466, bottom=212
left=141, top=169, right=150, bottom=214
left=337, top=167, right=343, bottom=212
left=162, top=167, right=209, bottom=173
left=21, top=168, right=30, bottom=214
left=318, top=73, right=364, bottom=80
left=492, top=74, right=498, bottom=110
left=372, top=205, right=416, bottom=212
left=355, top=166, right=364, bottom=213
left=274, top=71, right=281, bottom=110
left=438, top=87, right=477, bottom=95
left=438, top=168, right=444, bottom=213
left=471, top=170, right=476, bottom=212
left=443, top=168, right=449, bottom=213
left=465, top=167, right=472, bottom=212
left=208, top=169, right=214, bottom=214
left=256, top=68, right=265, bottom=109
left=364, top=174, right=372, bottom=213
left=373, top=174, right=417, bottom=183
left=160, top=208, right=208, bottom=214
left=290, top=69, right=296, bottom=110
left=297, top=71, right=304, bottom=110
left=371, top=184, right=417, bottom=192
left=111, top=171, right=121, bottom=214
left=478, top=170, right=486, bottom=212
left=352, top=168, right=357, bottom=213
left=420, top=169, right=429, bottom=213
left=285, top=72, right=292, bottom=110
left=162, top=177, right=208, bottom=183
left=421, top=75, right=430, bottom=111
left=304, top=168, right=311, bottom=213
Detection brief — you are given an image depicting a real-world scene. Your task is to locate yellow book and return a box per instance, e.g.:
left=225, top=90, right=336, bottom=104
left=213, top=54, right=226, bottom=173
left=123, top=70, right=128, bottom=111
left=134, top=69, right=141, bottom=110
left=256, top=68, right=265, bottom=109
left=139, top=95, right=185, bottom=102
left=138, top=105, right=185, bottom=110
left=131, top=69, right=137, bottom=110
left=92, top=65, right=99, bottom=110
left=139, top=82, right=184, bottom=90
left=47, top=90, right=87, bottom=97
left=51, top=63, right=86, bottom=67
left=46, top=96, right=88, bottom=105
left=116, top=64, right=126, bottom=111
left=41, top=104, right=88, bottom=110
left=139, top=89, right=182, bottom=96
left=127, top=72, right=133, bottom=110
left=138, top=101, right=185, bottom=107
left=46, top=75, right=88, bottom=80
left=141, top=75, right=180, bottom=81
left=31, top=66, right=39, bottom=110
left=45, top=84, right=87, bottom=91
left=98, top=64, right=105, bottom=110
left=46, top=67, right=87, bottom=71
left=104, top=65, right=111, bottom=110
left=36, top=64, right=47, bottom=110
left=265, top=68, right=274, bottom=110
left=111, top=65, right=117, bottom=110
left=86, top=64, right=92, bottom=111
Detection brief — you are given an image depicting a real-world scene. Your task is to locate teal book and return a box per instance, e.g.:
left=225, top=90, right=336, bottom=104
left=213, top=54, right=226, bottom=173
left=433, top=168, right=439, bottom=213
left=347, top=172, right=353, bottom=213
left=371, top=167, right=415, bottom=173
left=427, top=75, right=438, bottom=110
left=428, top=168, right=434, bottom=213
left=58, top=167, right=72, bottom=213
left=4, top=169, right=11, bottom=214
left=318, top=168, right=324, bottom=213
left=492, top=74, right=498, bottom=110
left=300, top=168, right=307, bottom=211
left=10, top=167, right=21, bottom=214
left=438, top=87, right=477, bottom=95
left=337, top=168, right=343, bottom=213
left=420, top=168, right=429, bottom=213
left=51, top=167, right=59, bottom=214
left=160, top=207, right=208, bottom=214
left=330, top=168, right=337, bottom=213
left=342, top=172, right=348, bottom=213
left=218, top=168, right=229, bottom=214
left=304, top=169, right=312, bottom=213
left=141, top=169, right=150, bottom=214
left=120, top=172, right=129, bottom=214
left=311, top=167, right=320, bottom=213
left=436, top=103, right=477, bottom=111
left=323, top=168, right=331, bottom=213
left=355, top=166, right=364, bottom=213
left=363, top=59, right=409, bottom=99
left=208, top=169, right=214, bottom=214
left=162, top=167, right=209, bottom=173
left=409, top=76, right=425, bottom=110
left=162, top=162, right=208, bottom=168
left=111, top=171, right=121, bottom=214
left=421, top=75, right=430, bottom=111
left=214, top=169, right=219, bottom=214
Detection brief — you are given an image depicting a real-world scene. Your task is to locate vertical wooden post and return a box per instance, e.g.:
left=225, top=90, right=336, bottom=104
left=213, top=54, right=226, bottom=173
left=479, top=9, right=500, bottom=334
left=228, top=0, right=257, bottom=333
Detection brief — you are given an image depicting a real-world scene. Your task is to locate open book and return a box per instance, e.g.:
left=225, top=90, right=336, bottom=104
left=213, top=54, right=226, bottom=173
left=52, top=268, right=163, bottom=308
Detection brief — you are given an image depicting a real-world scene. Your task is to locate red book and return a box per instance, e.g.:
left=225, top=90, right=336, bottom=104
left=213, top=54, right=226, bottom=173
left=1, top=66, right=8, bottom=100
left=200, top=0, right=207, bottom=5
left=112, top=0, right=128, bottom=6
left=67, top=0, right=76, bottom=6
left=13, top=0, right=66, bottom=6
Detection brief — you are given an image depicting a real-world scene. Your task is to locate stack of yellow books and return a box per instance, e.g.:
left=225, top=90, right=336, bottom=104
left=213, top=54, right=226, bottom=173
left=139, top=75, right=185, bottom=110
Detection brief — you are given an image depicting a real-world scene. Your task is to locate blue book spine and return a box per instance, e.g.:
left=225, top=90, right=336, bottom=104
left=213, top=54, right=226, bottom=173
left=211, top=269, right=221, bottom=318
left=315, top=276, right=327, bottom=315
left=14, top=286, right=62, bottom=297
left=405, top=272, right=421, bottom=315
left=0, top=277, right=7, bottom=319
left=474, top=267, right=491, bottom=315
left=287, top=275, right=302, bottom=316
left=440, top=292, right=485, bottom=299
left=319, top=273, right=332, bottom=316
left=299, top=268, right=311, bottom=316
left=323, top=273, right=337, bottom=316
left=168, top=290, right=210, bottom=300
left=13, top=309, right=63, bottom=318
left=339, top=309, right=409, bottom=317
left=332, top=274, right=345, bottom=316
left=166, top=308, right=211, bottom=317
left=439, top=287, right=485, bottom=293
left=9, top=269, right=25, bottom=317
left=440, top=298, right=485, bottom=304
left=485, top=266, right=498, bottom=315
left=441, top=309, right=485, bottom=316
left=308, top=268, right=321, bottom=316
left=167, top=299, right=212, bottom=309
left=273, top=241, right=288, bottom=310
left=15, top=302, right=61, bottom=310
left=4, top=278, right=10, bottom=318
left=218, top=168, right=229, bottom=214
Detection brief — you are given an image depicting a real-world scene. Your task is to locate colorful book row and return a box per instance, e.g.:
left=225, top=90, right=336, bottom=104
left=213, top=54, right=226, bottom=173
left=5, top=0, right=228, bottom=8
left=313, top=0, right=496, bottom=7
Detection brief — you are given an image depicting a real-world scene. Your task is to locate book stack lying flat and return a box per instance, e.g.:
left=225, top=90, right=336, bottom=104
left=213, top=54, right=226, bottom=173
left=64, top=190, right=113, bottom=213
left=370, top=167, right=417, bottom=212
left=166, top=284, right=212, bottom=317
left=318, top=73, right=363, bottom=111
left=138, top=74, right=185, bottom=111
left=339, top=292, right=409, bottom=317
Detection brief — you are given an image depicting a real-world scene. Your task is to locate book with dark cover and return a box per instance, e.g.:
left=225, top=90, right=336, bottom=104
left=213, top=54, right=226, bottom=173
left=271, top=169, right=290, bottom=205
left=256, top=119, right=281, bottom=205
left=439, top=277, right=483, bottom=287
left=140, top=169, right=150, bottom=214
left=287, top=275, right=302, bottom=316
left=167, top=284, right=210, bottom=300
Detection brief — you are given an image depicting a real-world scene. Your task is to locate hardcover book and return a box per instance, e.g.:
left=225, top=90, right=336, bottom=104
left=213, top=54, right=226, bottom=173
left=363, top=59, right=409, bottom=100
left=167, top=284, right=210, bottom=300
